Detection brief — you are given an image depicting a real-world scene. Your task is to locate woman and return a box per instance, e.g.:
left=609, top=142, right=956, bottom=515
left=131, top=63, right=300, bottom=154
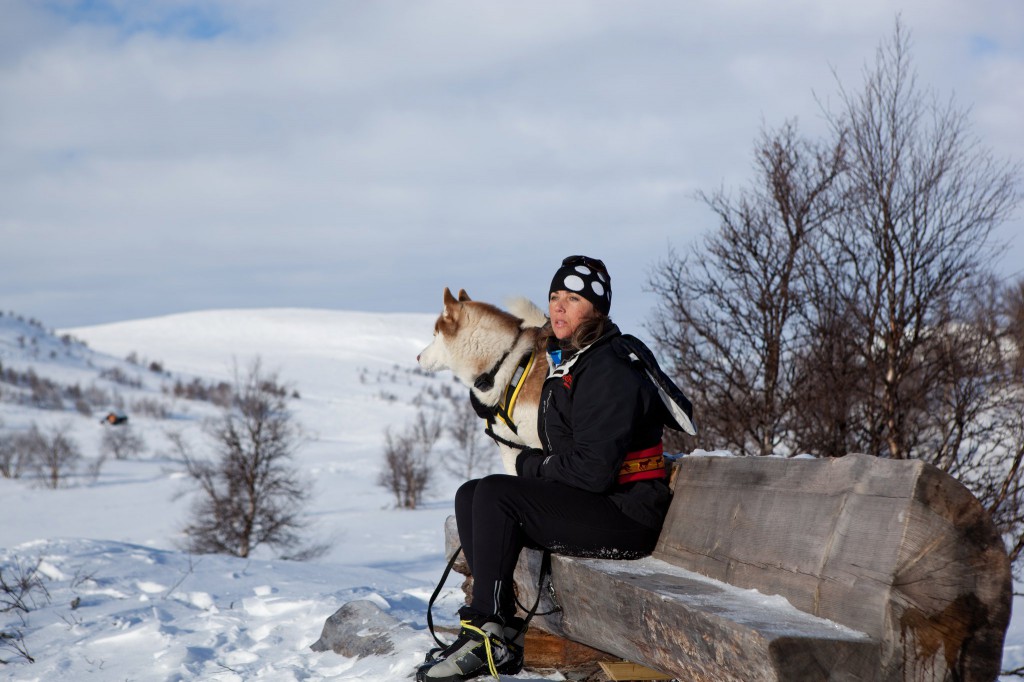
left=417, top=256, right=676, bottom=682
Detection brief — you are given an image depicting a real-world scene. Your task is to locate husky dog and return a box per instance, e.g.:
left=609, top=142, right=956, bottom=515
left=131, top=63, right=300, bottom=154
left=418, top=288, right=547, bottom=475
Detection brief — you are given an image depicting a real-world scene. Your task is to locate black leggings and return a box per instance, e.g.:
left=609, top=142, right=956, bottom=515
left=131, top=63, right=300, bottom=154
left=454, top=474, right=662, bottom=621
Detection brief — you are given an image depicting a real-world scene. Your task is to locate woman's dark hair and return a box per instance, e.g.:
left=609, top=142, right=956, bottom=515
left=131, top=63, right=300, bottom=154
left=537, top=312, right=610, bottom=353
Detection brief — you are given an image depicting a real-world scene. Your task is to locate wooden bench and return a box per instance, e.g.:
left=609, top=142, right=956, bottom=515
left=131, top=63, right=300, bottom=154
left=443, top=454, right=1012, bottom=681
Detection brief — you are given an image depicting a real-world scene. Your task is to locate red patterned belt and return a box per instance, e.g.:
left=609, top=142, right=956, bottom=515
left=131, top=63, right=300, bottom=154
left=617, top=441, right=666, bottom=484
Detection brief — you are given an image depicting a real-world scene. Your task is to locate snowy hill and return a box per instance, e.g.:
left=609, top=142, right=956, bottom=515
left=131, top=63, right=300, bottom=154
left=1, top=308, right=1022, bottom=680
left=0, top=308, right=543, bottom=681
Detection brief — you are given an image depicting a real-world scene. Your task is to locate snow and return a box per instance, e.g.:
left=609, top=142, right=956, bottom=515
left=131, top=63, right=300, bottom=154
left=0, top=308, right=547, bottom=681
left=0, top=307, right=1022, bottom=680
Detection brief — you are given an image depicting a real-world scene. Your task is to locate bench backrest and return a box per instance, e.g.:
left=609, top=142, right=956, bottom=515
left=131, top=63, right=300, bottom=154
left=656, top=454, right=1011, bottom=677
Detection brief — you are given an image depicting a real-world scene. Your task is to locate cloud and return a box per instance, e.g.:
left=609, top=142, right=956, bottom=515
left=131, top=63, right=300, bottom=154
left=1, top=0, right=1022, bottom=330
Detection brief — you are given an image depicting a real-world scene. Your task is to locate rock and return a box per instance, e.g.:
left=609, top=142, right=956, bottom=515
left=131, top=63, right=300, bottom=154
left=309, top=599, right=404, bottom=657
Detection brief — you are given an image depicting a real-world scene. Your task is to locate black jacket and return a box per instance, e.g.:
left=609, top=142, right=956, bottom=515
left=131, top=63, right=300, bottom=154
left=516, top=323, right=672, bottom=528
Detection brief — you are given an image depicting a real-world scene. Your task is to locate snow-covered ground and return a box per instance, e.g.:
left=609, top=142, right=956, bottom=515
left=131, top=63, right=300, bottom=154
left=0, top=308, right=1021, bottom=680
left=0, top=308, right=543, bottom=681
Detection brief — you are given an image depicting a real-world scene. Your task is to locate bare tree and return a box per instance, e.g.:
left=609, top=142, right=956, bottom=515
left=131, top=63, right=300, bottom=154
left=100, top=424, right=146, bottom=460
left=985, top=403, right=1024, bottom=576
left=955, top=277, right=1024, bottom=579
left=787, top=285, right=865, bottom=457
left=443, top=395, right=494, bottom=480
left=0, top=557, right=48, bottom=617
left=164, top=429, right=193, bottom=461
left=1007, top=278, right=1024, bottom=381
left=0, top=556, right=49, bottom=664
left=649, top=19, right=1024, bottom=585
left=649, top=120, right=845, bottom=455
left=818, top=19, right=1020, bottom=460
left=0, top=419, right=32, bottom=480
left=378, top=409, right=441, bottom=509
left=0, top=436, right=16, bottom=479
left=23, top=422, right=81, bottom=489
left=181, top=360, right=316, bottom=559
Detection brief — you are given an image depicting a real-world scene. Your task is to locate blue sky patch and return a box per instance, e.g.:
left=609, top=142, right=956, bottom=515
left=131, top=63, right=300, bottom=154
left=969, top=34, right=1000, bottom=57
left=43, top=0, right=231, bottom=40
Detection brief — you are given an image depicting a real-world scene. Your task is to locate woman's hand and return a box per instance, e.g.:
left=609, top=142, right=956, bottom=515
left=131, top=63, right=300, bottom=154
left=515, top=448, right=546, bottom=477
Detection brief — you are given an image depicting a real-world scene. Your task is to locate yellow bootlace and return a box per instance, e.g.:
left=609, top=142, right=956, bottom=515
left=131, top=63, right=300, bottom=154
left=458, top=619, right=501, bottom=679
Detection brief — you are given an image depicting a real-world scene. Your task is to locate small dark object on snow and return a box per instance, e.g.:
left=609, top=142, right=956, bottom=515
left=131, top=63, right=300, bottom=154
left=101, top=412, right=128, bottom=426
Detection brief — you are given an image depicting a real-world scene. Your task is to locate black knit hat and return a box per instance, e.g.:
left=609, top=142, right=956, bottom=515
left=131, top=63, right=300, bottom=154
left=549, top=255, right=612, bottom=315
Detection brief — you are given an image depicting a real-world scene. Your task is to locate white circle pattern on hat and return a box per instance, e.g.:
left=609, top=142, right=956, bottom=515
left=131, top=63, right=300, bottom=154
left=563, top=274, right=585, bottom=291
left=550, top=257, right=611, bottom=314
left=577, top=265, right=607, bottom=282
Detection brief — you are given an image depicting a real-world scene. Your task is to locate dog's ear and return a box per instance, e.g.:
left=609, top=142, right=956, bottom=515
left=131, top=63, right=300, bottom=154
left=458, top=289, right=471, bottom=302
left=443, top=287, right=457, bottom=307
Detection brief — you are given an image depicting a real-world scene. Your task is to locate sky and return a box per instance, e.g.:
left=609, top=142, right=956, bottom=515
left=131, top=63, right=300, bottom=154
left=1, top=0, right=1023, bottom=334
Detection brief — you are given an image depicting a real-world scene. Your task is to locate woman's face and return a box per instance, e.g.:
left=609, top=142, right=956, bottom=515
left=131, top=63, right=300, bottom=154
left=549, top=290, right=596, bottom=340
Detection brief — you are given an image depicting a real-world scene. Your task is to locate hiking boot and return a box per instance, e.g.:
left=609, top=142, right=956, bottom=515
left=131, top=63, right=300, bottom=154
left=497, top=616, right=526, bottom=676
left=416, top=617, right=515, bottom=681
left=419, top=616, right=526, bottom=677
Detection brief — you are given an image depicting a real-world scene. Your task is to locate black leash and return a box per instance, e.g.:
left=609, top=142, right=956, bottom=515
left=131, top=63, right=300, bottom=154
left=426, top=544, right=557, bottom=650
left=513, top=548, right=560, bottom=620
left=426, top=545, right=464, bottom=649
left=483, top=423, right=530, bottom=452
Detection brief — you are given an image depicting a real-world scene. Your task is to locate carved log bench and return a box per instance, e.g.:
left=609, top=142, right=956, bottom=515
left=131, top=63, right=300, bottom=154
left=443, top=454, right=1012, bottom=681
